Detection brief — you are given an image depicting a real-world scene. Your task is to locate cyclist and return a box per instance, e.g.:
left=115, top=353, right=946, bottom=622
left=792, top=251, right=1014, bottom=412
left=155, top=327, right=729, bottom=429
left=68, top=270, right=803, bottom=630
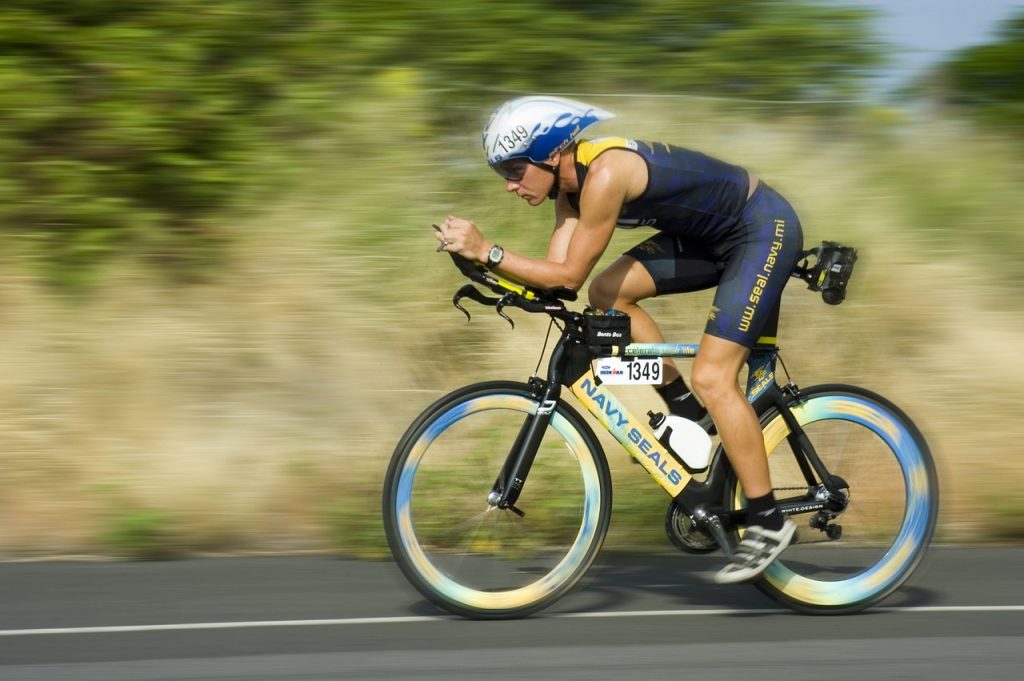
left=435, top=96, right=803, bottom=584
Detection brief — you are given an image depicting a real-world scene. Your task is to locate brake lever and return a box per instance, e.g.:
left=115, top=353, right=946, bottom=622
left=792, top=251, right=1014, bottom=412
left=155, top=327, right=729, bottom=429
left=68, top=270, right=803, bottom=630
left=495, top=293, right=517, bottom=329
left=452, top=284, right=500, bottom=322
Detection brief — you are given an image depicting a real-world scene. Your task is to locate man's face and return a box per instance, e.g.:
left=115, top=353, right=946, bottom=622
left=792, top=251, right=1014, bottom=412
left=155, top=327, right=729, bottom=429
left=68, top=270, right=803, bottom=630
left=493, top=159, right=555, bottom=206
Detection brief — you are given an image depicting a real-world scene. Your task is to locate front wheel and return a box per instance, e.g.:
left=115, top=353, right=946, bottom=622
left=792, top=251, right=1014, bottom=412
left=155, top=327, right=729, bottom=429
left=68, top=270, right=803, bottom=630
left=726, top=384, right=939, bottom=614
left=382, top=381, right=612, bottom=619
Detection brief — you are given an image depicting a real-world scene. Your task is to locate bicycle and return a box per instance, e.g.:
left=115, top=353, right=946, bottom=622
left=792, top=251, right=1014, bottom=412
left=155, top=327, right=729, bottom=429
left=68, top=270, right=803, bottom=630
left=382, top=243, right=938, bottom=619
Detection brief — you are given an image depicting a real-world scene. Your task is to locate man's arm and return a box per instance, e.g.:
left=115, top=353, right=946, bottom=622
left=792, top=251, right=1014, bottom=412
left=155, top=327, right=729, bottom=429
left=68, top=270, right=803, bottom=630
left=545, top=193, right=579, bottom=264
left=484, top=172, right=621, bottom=290
left=441, top=150, right=646, bottom=291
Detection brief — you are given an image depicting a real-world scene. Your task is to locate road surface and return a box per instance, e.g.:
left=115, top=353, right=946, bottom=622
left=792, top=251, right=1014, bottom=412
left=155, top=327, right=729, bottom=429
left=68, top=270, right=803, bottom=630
left=0, top=547, right=1021, bottom=679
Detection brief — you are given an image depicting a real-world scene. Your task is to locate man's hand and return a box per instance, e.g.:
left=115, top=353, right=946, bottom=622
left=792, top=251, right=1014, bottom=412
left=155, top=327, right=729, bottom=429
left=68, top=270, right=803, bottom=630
left=435, top=215, right=489, bottom=263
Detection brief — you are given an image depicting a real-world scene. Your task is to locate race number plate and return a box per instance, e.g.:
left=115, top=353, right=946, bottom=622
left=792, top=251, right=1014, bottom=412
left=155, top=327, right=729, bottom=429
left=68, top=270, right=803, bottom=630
left=593, top=357, right=663, bottom=385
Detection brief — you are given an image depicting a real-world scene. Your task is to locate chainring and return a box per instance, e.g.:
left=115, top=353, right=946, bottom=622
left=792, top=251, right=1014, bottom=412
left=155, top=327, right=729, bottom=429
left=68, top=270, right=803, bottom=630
left=664, top=501, right=718, bottom=554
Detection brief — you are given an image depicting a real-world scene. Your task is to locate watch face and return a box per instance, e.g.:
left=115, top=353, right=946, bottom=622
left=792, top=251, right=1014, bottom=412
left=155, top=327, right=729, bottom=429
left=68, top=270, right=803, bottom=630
left=489, top=245, right=503, bottom=265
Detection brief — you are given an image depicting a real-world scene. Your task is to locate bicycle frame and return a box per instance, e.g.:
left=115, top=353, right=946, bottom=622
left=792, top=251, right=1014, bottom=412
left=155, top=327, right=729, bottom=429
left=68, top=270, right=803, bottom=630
left=568, top=342, right=781, bottom=499
left=489, top=330, right=846, bottom=535
left=451, top=249, right=849, bottom=527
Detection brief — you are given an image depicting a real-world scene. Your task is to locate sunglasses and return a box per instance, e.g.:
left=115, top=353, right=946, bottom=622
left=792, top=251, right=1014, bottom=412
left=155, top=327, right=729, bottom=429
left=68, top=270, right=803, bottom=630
left=492, top=159, right=531, bottom=182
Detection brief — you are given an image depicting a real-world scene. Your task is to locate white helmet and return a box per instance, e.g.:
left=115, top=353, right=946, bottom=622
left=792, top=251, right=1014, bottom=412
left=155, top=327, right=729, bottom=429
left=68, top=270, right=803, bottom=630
left=482, top=96, right=614, bottom=173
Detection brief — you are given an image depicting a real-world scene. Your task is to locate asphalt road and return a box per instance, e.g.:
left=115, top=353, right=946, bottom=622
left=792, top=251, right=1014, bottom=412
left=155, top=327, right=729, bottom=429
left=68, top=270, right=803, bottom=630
left=0, top=547, right=1022, bottom=680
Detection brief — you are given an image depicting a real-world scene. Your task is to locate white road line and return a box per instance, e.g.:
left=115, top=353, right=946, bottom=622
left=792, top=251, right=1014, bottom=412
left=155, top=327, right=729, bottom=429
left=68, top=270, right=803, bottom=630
left=0, top=606, right=1021, bottom=637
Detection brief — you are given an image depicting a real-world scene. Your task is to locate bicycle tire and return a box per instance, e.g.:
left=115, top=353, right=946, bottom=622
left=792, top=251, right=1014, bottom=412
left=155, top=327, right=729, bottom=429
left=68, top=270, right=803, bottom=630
left=725, top=384, right=939, bottom=614
left=383, top=381, right=612, bottom=619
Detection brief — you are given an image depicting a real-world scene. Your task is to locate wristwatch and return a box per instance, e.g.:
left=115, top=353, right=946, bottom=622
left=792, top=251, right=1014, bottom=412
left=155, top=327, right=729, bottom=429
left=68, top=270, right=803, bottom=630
left=486, top=244, right=504, bottom=269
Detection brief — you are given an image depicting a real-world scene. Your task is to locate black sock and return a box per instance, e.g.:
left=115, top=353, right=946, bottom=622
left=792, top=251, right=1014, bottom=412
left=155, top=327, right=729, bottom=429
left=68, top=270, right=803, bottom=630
left=656, top=377, right=706, bottom=421
left=745, top=491, right=785, bottom=531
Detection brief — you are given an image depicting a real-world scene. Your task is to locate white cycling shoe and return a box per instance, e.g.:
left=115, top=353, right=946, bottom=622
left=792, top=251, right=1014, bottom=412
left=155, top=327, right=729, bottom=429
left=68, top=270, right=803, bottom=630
left=714, top=518, right=796, bottom=585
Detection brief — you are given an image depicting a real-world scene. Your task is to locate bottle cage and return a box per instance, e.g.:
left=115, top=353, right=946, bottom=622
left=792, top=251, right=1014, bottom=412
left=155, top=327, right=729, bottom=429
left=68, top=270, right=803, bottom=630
left=792, top=241, right=858, bottom=305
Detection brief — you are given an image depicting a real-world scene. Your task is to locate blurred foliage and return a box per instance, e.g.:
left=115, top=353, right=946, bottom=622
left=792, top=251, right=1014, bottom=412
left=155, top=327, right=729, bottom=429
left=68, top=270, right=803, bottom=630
left=935, top=10, right=1024, bottom=132
left=338, top=0, right=883, bottom=100
left=987, top=493, right=1024, bottom=542
left=101, top=505, right=179, bottom=559
left=0, top=1, right=353, bottom=283
left=0, top=0, right=883, bottom=286
left=325, top=493, right=388, bottom=559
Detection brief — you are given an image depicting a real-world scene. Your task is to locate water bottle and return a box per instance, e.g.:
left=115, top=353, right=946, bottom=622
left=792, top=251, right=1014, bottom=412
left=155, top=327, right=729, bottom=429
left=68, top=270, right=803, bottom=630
left=647, top=411, right=712, bottom=473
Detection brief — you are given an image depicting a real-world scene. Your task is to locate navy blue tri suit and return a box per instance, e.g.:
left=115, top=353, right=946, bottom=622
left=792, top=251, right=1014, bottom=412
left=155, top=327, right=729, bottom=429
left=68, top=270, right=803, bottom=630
left=566, top=138, right=803, bottom=348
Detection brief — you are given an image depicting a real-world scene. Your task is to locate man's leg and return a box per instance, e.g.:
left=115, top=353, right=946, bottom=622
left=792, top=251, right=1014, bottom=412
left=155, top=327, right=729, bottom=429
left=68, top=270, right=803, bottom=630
left=690, top=334, right=769, bottom=496
left=588, top=255, right=676, bottom=377
left=692, top=334, right=795, bottom=584
left=588, top=256, right=708, bottom=420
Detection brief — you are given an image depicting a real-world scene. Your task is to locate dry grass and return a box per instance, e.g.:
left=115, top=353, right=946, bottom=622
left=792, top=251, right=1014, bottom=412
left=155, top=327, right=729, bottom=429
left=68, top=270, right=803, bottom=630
left=1, top=105, right=1022, bottom=557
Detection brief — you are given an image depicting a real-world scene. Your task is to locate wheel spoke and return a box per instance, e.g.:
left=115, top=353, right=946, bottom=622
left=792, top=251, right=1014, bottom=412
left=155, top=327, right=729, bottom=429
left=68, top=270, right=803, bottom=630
left=384, top=386, right=610, bottom=618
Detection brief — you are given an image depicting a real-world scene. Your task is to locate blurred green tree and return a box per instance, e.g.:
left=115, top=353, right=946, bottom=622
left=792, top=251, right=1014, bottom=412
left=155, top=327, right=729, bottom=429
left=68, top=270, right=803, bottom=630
left=0, top=1, right=352, bottom=283
left=336, top=0, right=882, bottom=101
left=936, top=10, right=1024, bottom=131
left=0, top=0, right=883, bottom=285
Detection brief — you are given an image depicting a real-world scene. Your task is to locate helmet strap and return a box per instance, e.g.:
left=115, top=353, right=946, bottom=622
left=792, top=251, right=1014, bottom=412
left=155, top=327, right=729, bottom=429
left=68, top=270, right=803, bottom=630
left=529, top=161, right=560, bottom=200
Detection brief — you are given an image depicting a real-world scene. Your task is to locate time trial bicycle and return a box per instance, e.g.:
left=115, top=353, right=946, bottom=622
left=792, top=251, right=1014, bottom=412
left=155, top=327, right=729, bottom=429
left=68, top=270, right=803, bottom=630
left=382, top=243, right=938, bottom=619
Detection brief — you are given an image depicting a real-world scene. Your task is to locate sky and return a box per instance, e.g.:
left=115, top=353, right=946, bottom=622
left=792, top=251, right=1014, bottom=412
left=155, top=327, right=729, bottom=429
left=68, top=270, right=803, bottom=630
left=852, top=0, right=1023, bottom=88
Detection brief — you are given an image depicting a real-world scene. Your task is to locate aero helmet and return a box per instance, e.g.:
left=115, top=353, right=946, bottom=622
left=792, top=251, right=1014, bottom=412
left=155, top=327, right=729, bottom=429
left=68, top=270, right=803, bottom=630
left=482, top=96, right=614, bottom=174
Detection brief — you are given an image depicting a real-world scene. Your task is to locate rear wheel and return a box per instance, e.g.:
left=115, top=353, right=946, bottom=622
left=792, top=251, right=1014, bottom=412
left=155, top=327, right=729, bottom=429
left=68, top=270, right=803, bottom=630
left=382, top=381, right=612, bottom=619
left=726, top=384, right=938, bottom=614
